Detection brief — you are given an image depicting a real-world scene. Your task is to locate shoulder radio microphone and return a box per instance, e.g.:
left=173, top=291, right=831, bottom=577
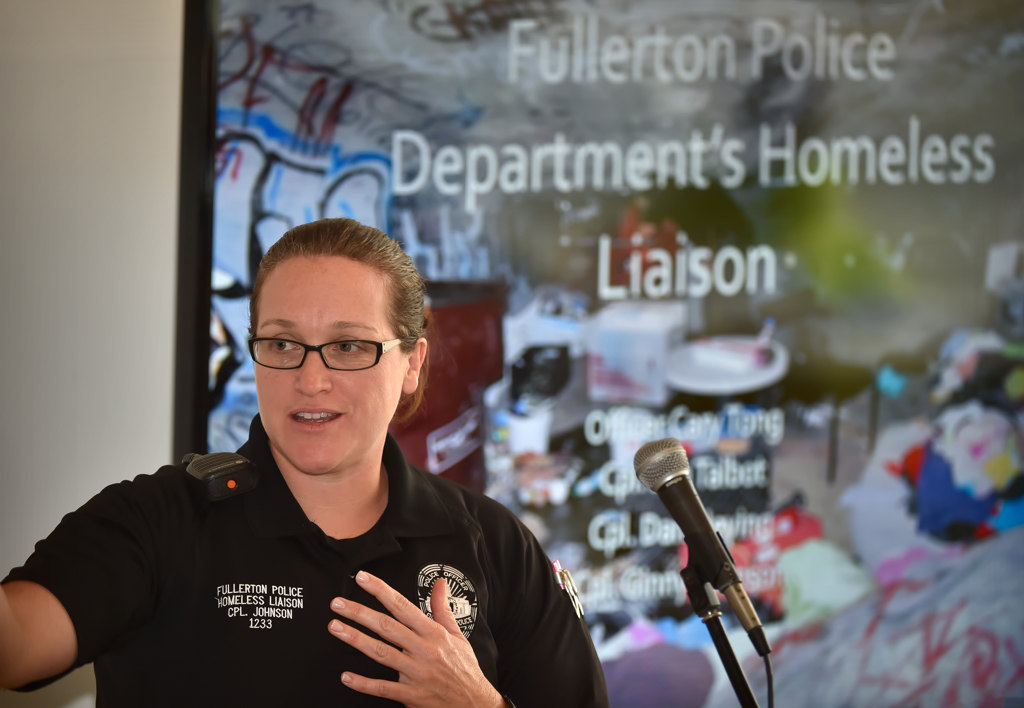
left=182, top=452, right=259, bottom=501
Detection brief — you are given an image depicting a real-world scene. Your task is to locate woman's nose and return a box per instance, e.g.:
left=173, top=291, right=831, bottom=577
left=294, top=351, right=334, bottom=394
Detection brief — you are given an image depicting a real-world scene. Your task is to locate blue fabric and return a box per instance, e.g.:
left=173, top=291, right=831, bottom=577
left=916, top=444, right=997, bottom=534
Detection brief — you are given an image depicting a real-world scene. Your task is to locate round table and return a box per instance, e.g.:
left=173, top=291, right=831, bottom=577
left=664, top=338, right=790, bottom=396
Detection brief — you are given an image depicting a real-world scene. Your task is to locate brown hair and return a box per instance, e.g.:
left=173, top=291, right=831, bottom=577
left=249, top=218, right=429, bottom=421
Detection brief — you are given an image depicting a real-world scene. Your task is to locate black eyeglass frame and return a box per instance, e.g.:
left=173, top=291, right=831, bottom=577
left=248, top=337, right=403, bottom=371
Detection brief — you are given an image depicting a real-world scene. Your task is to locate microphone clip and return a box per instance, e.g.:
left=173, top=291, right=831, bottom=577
left=681, top=565, right=722, bottom=623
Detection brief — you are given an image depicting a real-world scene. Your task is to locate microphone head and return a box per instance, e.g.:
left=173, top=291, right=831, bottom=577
left=634, top=438, right=690, bottom=492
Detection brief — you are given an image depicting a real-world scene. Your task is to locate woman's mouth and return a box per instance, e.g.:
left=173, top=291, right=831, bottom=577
left=293, top=411, right=340, bottom=423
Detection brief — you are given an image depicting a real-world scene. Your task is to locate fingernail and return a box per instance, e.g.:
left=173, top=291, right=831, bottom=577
left=341, top=672, right=353, bottom=685
left=356, top=571, right=369, bottom=584
left=331, top=598, right=345, bottom=611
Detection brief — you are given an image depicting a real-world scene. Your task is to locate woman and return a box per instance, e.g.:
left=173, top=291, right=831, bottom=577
left=0, top=218, right=608, bottom=706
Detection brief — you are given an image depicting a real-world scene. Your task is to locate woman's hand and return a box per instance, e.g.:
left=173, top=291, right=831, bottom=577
left=328, top=571, right=505, bottom=708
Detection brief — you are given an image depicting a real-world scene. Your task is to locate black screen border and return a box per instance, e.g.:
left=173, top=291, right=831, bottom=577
left=174, top=0, right=219, bottom=461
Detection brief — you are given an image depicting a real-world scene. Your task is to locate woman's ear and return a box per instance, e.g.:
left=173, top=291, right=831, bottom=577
left=402, top=338, right=428, bottom=395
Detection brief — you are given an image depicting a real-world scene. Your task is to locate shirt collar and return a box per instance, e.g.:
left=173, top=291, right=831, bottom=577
left=239, top=415, right=454, bottom=541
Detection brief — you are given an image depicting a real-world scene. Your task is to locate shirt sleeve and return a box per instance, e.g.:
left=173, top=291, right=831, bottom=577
left=482, top=500, right=610, bottom=707
left=3, top=467, right=190, bottom=669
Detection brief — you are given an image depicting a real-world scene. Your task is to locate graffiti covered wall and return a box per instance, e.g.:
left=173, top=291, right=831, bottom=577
left=204, top=1, right=1024, bottom=705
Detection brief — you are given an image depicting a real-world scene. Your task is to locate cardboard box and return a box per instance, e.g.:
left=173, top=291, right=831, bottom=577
left=586, top=300, right=687, bottom=406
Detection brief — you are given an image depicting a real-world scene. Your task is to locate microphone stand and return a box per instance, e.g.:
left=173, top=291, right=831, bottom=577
left=680, top=565, right=759, bottom=708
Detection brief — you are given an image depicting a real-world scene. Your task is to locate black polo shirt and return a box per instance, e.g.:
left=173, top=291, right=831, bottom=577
left=5, top=416, right=608, bottom=706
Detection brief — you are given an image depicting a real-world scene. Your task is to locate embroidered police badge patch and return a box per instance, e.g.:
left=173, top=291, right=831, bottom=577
left=417, top=564, right=479, bottom=638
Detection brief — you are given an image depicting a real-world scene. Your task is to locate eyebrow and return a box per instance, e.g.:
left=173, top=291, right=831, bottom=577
left=258, top=319, right=377, bottom=335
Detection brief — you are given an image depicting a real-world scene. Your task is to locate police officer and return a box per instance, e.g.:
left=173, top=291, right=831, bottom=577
left=1, top=218, right=609, bottom=706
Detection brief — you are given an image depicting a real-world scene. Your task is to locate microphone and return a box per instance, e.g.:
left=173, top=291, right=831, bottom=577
left=634, top=438, right=771, bottom=657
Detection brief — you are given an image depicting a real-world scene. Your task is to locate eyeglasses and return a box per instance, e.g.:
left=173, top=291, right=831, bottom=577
left=248, top=337, right=403, bottom=371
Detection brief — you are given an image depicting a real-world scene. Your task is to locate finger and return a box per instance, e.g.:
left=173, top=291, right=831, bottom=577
left=327, top=616, right=414, bottom=676
left=340, top=669, right=412, bottom=704
left=429, top=578, right=463, bottom=637
left=353, top=570, right=436, bottom=635
left=329, top=595, right=416, bottom=650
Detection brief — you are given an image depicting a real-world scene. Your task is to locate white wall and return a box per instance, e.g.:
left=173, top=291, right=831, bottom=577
left=0, top=1, right=183, bottom=704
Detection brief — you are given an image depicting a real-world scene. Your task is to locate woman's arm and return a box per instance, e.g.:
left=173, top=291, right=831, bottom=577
left=0, top=581, right=77, bottom=689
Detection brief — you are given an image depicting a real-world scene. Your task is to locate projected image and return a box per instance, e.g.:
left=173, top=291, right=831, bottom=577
left=205, top=1, right=1024, bottom=705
